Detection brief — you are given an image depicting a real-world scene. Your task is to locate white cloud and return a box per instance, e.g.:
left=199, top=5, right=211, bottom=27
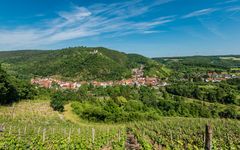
left=197, top=18, right=226, bottom=39
left=182, top=8, right=218, bottom=18
left=227, top=6, right=240, bottom=12
left=142, top=30, right=164, bottom=34
left=134, top=16, right=175, bottom=30
left=58, top=6, right=92, bottom=22
left=216, top=0, right=239, bottom=5
left=0, top=0, right=174, bottom=50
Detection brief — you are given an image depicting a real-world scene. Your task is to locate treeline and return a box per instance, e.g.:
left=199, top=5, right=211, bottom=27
left=0, top=65, right=36, bottom=105
left=155, top=56, right=240, bottom=69
left=166, top=81, right=240, bottom=105
left=50, top=84, right=240, bottom=122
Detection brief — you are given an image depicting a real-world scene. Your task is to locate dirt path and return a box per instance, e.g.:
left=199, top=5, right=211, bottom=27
left=125, top=131, right=141, bottom=150
left=62, top=103, right=82, bottom=124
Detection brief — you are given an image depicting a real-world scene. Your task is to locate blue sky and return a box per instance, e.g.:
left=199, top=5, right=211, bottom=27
left=0, top=0, right=240, bottom=57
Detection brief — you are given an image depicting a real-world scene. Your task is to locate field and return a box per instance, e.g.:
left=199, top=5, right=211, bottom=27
left=0, top=100, right=240, bottom=149
left=220, top=57, right=240, bottom=61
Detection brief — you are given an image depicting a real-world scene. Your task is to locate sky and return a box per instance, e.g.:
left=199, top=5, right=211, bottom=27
left=0, top=0, right=240, bottom=57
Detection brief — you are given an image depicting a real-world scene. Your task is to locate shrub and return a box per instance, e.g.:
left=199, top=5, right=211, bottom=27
left=50, top=92, right=65, bottom=112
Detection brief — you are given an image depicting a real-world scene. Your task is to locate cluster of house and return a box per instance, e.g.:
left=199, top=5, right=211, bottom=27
left=31, top=78, right=82, bottom=89
left=132, top=65, right=144, bottom=78
left=205, top=72, right=239, bottom=82
left=31, top=66, right=167, bottom=89
left=31, top=77, right=167, bottom=90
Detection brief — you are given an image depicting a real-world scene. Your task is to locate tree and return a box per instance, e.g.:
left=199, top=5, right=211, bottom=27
left=14, top=80, right=37, bottom=100
left=107, top=86, right=121, bottom=99
left=193, top=88, right=203, bottom=100
left=50, top=91, right=65, bottom=112
left=139, top=86, right=158, bottom=107
left=162, top=91, right=170, bottom=100
left=0, top=66, right=19, bottom=104
left=224, top=92, right=237, bottom=104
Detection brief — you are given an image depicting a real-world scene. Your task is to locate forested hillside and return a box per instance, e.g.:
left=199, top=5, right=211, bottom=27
left=154, top=55, right=240, bottom=70
left=0, top=47, right=169, bottom=81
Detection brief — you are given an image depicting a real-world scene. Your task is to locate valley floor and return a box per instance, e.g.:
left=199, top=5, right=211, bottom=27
left=0, top=100, right=239, bottom=149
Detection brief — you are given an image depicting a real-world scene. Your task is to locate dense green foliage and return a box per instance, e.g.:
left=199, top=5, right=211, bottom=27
left=151, top=55, right=240, bottom=120
left=50, top=92, right=65, bottom=112
left=0, top=65, right=36, bottom=105
left=0, top=66, right=18, bottom=104
left=0, top=47, right=168, bottom=81
left=50, top=84, right=240, bottom=122
left=166, top=81, right=240, bottom=105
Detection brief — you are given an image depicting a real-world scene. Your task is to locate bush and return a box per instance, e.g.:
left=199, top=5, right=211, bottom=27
left=50, top=92, right=65, bottom=112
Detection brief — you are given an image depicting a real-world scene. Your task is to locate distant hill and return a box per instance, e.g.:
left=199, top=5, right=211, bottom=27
left=153, top=55, right=240, bottom=69
left=0, top=47, right=169, bottom=81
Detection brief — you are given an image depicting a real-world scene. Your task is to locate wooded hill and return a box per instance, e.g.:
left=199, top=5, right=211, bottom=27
left=154, top=55, right=240, bottom=69
left=0, top=47, right=169, bottom=81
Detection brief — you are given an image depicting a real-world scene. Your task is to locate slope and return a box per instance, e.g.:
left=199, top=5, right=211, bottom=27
left=0, top=47, right=168, bottom=81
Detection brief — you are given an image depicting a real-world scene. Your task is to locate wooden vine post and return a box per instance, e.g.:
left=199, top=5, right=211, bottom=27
left=170, top=130, right=173, bottom=145
left=68, top=128, right=71, bottom=143
left=43, top=128, right=46, bottom=143
left=107, top=127, right=110, bottom=145
left=78, top=128, right=81, bottom=135
left=118, top=129, right=121, bottom=142
left=64, top=128, right=66, bottom=137
left=18, top=128, right=21, bottom=140
left=37, top=127, right=41, bottom=135
left=52, top=128, right=55, bottom=135
left=11, top=104, right=15, bottom=119
left=24, top=126, right=27, bottom=135
left=205, top=124, right=212, bottom=150
left=8, top=126, right=12, bottom=135
left=92, top=128, right=95, bottom=148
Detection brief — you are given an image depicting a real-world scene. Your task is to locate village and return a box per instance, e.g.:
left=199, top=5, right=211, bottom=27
left=31, top=65, right=168, bottom=90
left=205, top=71, right=240, bottom=82
left=31, top=67, right=240, bottom=89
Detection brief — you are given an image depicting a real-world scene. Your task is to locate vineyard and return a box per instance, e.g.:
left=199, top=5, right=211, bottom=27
left=129, top=119, right=240, bottom=149
left=0, top=100, right=240, bottom=149
left=0, top=101, right=126, bottom=149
